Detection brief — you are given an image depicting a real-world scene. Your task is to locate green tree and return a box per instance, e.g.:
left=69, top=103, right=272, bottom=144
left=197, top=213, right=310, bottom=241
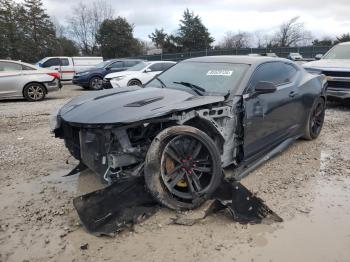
left=0, top=0, right=25, bottom=59
left=54, top=37, right=80, bottom=56
left=97, top=17, right=140, bottom=58
left=149, top=28, right=168, bottom=48
left=148, top=28, right=179, bottom=53
left=335, top=33, right=350, bottom=44
left=21, top=0, right=57, bottom=62
left=176, top=9, right=214, bottom=51
left=312, top=38, right=333, bottom=46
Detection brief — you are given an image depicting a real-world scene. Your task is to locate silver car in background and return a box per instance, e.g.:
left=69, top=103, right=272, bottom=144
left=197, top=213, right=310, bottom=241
left=0, top=60, right=61, bottom=102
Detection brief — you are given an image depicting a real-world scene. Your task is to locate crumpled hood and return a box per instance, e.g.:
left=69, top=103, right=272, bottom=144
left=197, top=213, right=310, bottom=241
left=59, top=87, right=225, bottom=125
left=303, top=59, right=350, bottom=71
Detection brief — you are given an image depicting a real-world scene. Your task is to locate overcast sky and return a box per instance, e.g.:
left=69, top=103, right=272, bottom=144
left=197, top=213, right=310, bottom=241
left=42, top=0, right=350, bottom=43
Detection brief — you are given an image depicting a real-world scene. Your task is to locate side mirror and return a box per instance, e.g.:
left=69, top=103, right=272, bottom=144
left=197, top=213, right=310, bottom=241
left=315, top=54, right=323, bottom=60
left=144, top=68, right=151, bottom=73
left=38, top=63, right=43, bottom=68
left=105, top=66, right=112, bottom=70
left=254, top=81, right=277, bottom=94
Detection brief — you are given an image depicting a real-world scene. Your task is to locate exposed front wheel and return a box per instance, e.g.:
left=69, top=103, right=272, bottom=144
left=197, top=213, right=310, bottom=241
left=303, top=97, right=325, bottom=140
left=23, top=83, right=46, bottom=101
left=144, top=126, right=223, bottom=210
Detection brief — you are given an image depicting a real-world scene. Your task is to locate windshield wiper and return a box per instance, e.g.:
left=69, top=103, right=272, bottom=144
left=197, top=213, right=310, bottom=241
left=154, top=76, right=166, bottom=88
left=173, top=81, right=206, bottom=96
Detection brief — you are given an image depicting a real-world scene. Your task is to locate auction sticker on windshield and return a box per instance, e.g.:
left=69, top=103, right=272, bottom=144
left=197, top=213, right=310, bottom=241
left=206, top=70, right=233, bottom=76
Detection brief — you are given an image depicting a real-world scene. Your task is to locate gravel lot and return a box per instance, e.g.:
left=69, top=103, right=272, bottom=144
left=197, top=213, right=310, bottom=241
left=1, top=84, right=350, bottom=262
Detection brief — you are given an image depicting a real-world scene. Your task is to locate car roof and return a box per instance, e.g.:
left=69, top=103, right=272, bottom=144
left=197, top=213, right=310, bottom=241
left=108, top=58, right=144, bottom=62
left=183, top=55, right=287, bottom=65
left=337, top=41, right=350, bottom=46
left=147, top=60, right=176, bottom=64
left=0, top=59, right=37, bottom=68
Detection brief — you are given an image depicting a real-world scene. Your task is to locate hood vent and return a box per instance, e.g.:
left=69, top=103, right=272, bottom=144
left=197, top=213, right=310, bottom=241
left=124, top=96, right=164, bottom=107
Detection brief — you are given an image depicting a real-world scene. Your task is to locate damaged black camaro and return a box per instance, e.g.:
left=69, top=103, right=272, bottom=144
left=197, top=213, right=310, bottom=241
left=53, top=56, right=327, bottom=212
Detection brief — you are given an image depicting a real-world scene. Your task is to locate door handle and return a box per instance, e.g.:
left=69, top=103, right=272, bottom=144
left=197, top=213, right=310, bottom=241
left=289, top=91, right=298, bottom=98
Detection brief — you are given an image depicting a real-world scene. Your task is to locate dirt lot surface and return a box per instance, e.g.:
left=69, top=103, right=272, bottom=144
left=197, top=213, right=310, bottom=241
left=1, top=84, right=350, bottom=262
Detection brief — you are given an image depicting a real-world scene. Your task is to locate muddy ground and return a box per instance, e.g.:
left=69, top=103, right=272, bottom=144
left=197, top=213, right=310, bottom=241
left=0, top=84, right=350, bottom=262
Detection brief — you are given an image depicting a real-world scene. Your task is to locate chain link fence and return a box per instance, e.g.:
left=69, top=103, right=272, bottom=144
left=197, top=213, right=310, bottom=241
left=131, top=46, right=332, bottom=61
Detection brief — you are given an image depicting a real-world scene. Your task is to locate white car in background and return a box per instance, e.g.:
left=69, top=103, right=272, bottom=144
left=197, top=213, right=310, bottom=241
left=0, top=60, right=61, bottom=102
left=103, top=61, right=176, bottom=88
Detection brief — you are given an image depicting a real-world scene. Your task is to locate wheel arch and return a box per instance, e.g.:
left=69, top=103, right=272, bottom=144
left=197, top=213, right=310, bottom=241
left=182, top=116, right=225, bottom=154
left=22, top=81, right=47, bottom=97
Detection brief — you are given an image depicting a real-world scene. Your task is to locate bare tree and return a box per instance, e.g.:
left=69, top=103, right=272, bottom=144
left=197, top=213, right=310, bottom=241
left=251, top=30, right=276, bottom=48
left=67, top=0, right=114, bottom=55
left=273, top=16, right=312, bottom=47
left=220, top=31, right=251, bottom=49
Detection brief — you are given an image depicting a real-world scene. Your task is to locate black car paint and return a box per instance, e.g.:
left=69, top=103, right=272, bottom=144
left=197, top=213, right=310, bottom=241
left=54, top=56, right=326, bottom=182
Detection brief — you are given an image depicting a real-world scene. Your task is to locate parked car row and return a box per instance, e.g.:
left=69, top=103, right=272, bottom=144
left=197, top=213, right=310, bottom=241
left=0, top=41, right=349, bottom=102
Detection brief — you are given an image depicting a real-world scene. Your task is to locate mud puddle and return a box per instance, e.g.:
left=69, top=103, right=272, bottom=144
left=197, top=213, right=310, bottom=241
left=233, top=173, right=350, bottom=261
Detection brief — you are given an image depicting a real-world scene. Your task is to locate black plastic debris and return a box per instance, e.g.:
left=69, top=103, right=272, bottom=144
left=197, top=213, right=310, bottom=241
left=74, top=177, right=282, bottom=236
left=73, top=177, right=159, bottom=236
left=212, top=179, right=283, bottom=223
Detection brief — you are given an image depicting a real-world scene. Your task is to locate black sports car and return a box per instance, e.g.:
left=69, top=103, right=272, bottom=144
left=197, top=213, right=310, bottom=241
left=52, top=56, right=327, bottom=210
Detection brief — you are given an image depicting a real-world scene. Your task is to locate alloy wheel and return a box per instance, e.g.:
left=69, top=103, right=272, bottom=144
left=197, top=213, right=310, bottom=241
left=160, top=135, right=215, bottom=200
left=27, top=85, right=44, bottom=101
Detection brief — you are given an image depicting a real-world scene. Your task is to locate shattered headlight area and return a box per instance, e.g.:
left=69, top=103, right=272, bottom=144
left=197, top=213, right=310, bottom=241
left=75, top=122, right=164, bottom=183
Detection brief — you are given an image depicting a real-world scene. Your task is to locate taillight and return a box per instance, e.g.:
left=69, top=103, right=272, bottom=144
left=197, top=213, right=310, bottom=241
left=48, top=72, right=60, bottom=79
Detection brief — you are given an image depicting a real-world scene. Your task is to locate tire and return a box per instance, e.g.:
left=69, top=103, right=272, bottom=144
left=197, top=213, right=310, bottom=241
left=127, top=79, right=142, bottom=87
left=89, top=76, right=103, bottom=90
left=144, top=125, right=223, bottom=210
left=302, top=97, right=325, bottom=140
left=23, top=83, right=46, bottom=102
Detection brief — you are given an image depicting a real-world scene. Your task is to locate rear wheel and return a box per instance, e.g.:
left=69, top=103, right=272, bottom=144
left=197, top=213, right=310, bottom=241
left=89, top=76, right=103, bottom=90
left=303, top=97, right=325, bottom=140
left=23, top=83, right=46, bottom=102
left=144, top=126, right=222, bottom=210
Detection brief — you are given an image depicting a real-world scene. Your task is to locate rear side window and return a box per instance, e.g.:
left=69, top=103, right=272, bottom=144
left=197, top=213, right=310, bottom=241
left=124, top=61, right=140, bottom=67
left=43, top=58, right=60, bottom=67
left=149, top=63, right=163, bottom=72
left=110, top=61, right=123, bottom=68
left=60, top=58, right=69, bottom=66
left=161, top=63, right=174, bottom=71
left=0, top=61, right=23, bottom=71
left=22, top=65, right=35, bottom=70
left=249, top=62, right=298, bottom=89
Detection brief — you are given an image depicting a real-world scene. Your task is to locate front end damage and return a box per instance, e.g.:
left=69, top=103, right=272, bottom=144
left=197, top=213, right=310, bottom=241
left=56, top=98, right=242, bottom=183
left=54, top=96, right=281, bottom=235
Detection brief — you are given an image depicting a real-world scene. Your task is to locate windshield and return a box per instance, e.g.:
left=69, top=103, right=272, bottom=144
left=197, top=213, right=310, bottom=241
left=95, top=60, right=112, bottom=68
left=145, top=61, right=249, bottom=95
left=128, top=61, right=148, bottom=71
left=323, top=45, right=350, bottom=59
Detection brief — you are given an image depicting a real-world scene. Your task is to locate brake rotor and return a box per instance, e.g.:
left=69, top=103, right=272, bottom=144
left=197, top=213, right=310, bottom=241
left=165, top=157, right=187, bottom=187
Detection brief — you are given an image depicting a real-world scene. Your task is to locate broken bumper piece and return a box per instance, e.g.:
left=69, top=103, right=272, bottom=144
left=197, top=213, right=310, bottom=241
left=73, top=177, right=282, bottom=236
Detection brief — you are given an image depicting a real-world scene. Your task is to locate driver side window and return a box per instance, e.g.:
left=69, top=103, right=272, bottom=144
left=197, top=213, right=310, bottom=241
left=43, top=58, right=60, bottom=68
left=247, top=62, right=298, bottom=93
